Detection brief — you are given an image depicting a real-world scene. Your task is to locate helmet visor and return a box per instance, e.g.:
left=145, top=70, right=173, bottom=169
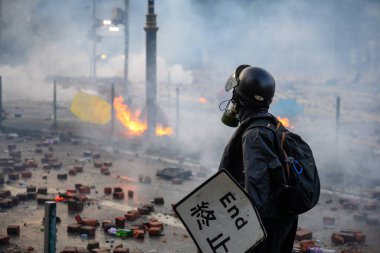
left=225, top=73, right=238, bottom=92
left=224, top=64, right=251, bottom=92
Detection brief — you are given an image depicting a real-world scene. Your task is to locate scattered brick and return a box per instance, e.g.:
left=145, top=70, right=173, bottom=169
left=51, top=162, right=63, bottom=169
left=75, top=183, right=82, bottom=189
left=114, top=187, right=123, bottom=193
left=67, top=199, right=84, bottom=212
left=27, top=186, right=36, bottom=193
left=125, top=210, right=140, bottom=221
left=10, top=196, right=19, bottom=206
left=37, top=187, right=48, bottom=195
left=78, top=186, right=91, bottom=194
left=128, top=190, right=134, bottom=198
left=137, top=207, right=150, bottom=215
left=295, top=229, right=312, bottom=241
left=66, top=189, right=77, bottom=194
left=79, top=226, right=95, bottom=236
left=21, top=171, right=32, bottom=179
left=68, top=169, right=77, bottom=176
left=148, top=227, right=162, bottom=236
left=143, top=204, right=155, bottom=212
left=101, top=220, right=112, bottom=228
left=104, top=161, right=113, bottom=167
left=42, top=164, right=51, bottom=170
left=331, top=233, right=345, bottom=244
left=92, top=248, right=111, bottom=253
left=83, top=151, right=92, bottom=157
left=92, top=153, right=101, bottom=159
left=76, top=247, right=89, bottom=253
left=299, top=240, right=315, bottom=252
left=8, top=173, right=19, bottom=181
left=57, top=173, right=68, bottom=180
left=94, top=161, right=103, bottom=168
left=104, top=187, right=112, bottom=194
left=354, top=232, right=366, bottom=243
left=100, top=167, right=110, bottom=175
left=115, top=216, right=126, bottom=228
left=87, top=240, right=100, bottom=250
left=67, top=224, right=82, bottom=233
left=153, top=197, right=164, bottom=205
left=113, top=192, right=124, bottom=199
left=61, top=247, right=77, bottom=253
left=0, top=199, right=12, bottom=208
left=74, top=165, right=84, bottom=173
left=7, top=225, right=20, bottom=235
left=149, top=221, right=164, bottom=230
left=35, top=148, right=43, bottom=154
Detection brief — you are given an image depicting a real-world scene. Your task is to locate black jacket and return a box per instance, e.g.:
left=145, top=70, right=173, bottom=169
left=219, top=111, right=290, bottom=219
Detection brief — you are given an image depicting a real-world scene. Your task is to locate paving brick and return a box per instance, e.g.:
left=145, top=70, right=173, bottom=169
left=8, top=173, right=19, bottom=181
left=79, top=226, right=96, bottom=236
left=67, top=224, right=82, bottom=233
left=21, top=171, right=32, bottom=179
left=0, top=234, right=10, bottom=245
left=57, top=173, right=68, bottom=180
left=74, top=165, right=84, bottom=173
left=7, top=225, right=20, bottom=235
left=61, top=247, right=77, bottom=253
left=37, top=187, right=48, bottom=195
left=87, top=240, right=100, bottom=250
left=92, top=153, right=101, bottom=159
left=27, top=186, right=36, bottom=193
left=299, top=240, right=315, bottom=252
left=143, top=204, right=155, bottom=212
left=115, top=216, right=126, bottom=228
left=104, top=187, right=112, bottom=194
left=114, top=248, right=130, bottom=253
left=51, top=162, right=63, bottom=169
left=148, top=227, right=162, bottom=236
left=68, top=169, right=77, bottom=176
left=104, top=161, right=113, bottom=167
left=149, top=221, right=163, bottom=230
left=42, top=164, right=51, bottom=170
left=79, top=186, right=91, bottom=194
left=137, top=207, right=150, bottom=215
left=331, top=233, right=345, bottom=244
left=295, top=229, right=312, bottom=241
left=94, top=161, right=103, bottom=168
left=133, top=229, right=145, bottom=239
left=101, top=220, right=112, bottom=228
left=128, top=190, right=134, bottom=198
left=125, top=210, right=140, bottom=221
left=113, top=192, right=124, bottom=199
left=113, top=187, right=123, bottom=193
left=67, top=199, right=84, bottom=212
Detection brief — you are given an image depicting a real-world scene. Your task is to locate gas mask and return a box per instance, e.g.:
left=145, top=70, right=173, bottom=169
left=220, top=94, right=240, bottom=127
left=220, top=64, right=250, bottom=127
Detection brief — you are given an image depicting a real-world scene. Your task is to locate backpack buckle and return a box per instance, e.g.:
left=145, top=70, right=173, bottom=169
left=287, top=157, right=294, bottom=164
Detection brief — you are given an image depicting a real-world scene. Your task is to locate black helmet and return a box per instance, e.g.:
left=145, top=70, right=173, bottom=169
left=225, top=65, right=275, bottom=107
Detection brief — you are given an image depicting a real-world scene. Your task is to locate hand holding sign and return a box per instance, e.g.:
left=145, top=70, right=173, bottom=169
left=174, top=170, right=266, bottom=253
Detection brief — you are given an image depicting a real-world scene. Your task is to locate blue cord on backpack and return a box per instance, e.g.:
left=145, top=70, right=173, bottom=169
left=288, top=157, right=303, bottom=175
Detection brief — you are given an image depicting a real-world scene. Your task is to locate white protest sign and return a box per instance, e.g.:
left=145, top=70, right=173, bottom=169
left=174, top=170, right=266, bottom=253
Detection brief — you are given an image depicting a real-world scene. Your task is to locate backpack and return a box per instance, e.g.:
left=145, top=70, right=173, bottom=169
left=248, top=116, right=320, bottom=215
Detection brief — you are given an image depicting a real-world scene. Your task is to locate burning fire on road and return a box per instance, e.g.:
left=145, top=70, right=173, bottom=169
left=113, top=96, right=173, bottom=136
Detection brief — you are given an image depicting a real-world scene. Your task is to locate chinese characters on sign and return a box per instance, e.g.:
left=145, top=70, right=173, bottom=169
left=175, top=170, right=265, bottom=253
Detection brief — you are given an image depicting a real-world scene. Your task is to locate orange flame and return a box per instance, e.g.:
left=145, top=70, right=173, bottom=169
left=113, top=96, right=173, bottom=136
left=55, top=195, right=65, bottom=202
left=276, top=116, right=293, bottom=128
left=198, top=97, right=208, bottom=104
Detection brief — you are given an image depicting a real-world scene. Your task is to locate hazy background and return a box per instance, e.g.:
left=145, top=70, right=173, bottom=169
left=0, top=0, right=379, bottom=190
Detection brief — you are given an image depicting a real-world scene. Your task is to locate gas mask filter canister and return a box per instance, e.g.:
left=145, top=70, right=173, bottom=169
left=221, top=100, right=239, bottom=127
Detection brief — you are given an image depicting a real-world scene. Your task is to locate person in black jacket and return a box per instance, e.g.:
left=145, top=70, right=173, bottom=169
left=219, top=65, right=298, bottom=253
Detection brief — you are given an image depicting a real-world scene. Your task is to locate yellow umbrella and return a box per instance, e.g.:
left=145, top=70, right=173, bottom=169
left=70, top=91, right=111, bottom=125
